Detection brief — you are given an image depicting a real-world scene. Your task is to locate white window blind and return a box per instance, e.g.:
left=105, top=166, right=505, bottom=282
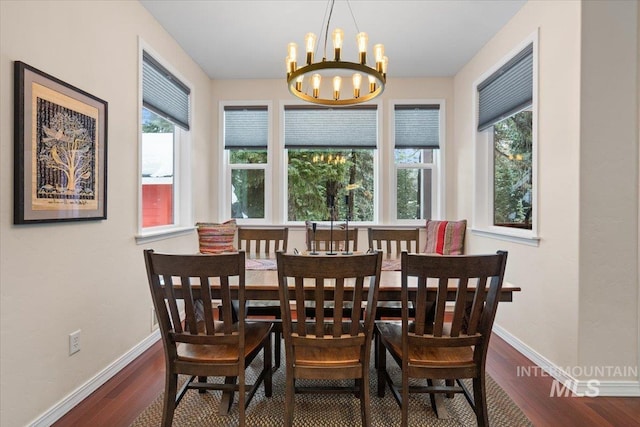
left=394, top=104, right=440, bottom=149
left=224, top=106, right=268, bottom=149
left=142, top=51, right=190, bottom=130
left=284, top=105, right=377, bottom=149
left=477, top=43, right=533, bottom=131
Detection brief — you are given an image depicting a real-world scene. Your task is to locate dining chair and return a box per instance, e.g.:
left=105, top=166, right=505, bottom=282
left=237, top=227, right=288, bottom=371
left=276, top=250, right=382, bottom=427
left=238, top=227, right=289, bottom=259
left=306, top=225, right=359, bottom=253
left=143, top=249, right=272, bottom=427
left=368, top=227, right=420, bottom=259
left=376, top=250, right=508, bottom=427
left=367, top=227, right=420, bottom=367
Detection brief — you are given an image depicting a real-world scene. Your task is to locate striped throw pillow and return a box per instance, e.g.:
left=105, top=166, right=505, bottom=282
left=423, top=219, right=466, bottom=255
left=196, top=220, right=237, bottom=254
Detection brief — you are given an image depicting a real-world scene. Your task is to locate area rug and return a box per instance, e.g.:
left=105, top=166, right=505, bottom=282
left=131, top=349, right=532, bottom=427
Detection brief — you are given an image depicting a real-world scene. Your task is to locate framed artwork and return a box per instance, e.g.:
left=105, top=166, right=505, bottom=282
left=14, top=61, right=108, bottom=224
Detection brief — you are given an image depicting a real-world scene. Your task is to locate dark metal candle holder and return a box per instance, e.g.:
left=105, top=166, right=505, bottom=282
left=327, top=204, right=337, bottom=255
left=310, top=222, right=318, bottom=255
left=343, top=194, right=352, bottom=254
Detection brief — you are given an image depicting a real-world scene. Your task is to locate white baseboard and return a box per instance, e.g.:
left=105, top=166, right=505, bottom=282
left=28, top=331, right=161, bottom=427
left=493, top=324, right=640, bottom=397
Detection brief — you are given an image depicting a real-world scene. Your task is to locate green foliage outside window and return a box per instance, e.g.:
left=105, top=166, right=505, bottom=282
left=493, top=110, right=533, bottom=229
left=230, top=150, right=267, bottom=218
left=287, top=150, right=374, bottom=222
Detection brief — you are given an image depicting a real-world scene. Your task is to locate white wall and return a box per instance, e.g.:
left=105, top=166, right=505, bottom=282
left=578, top=0, right=639, bottom=380
left=453, top=0, right=639, bottom=389
left=0, top=1, right=212, bottom=426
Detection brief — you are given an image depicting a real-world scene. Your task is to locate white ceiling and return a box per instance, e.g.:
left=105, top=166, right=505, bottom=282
left=140, top=0, right=527, bottom=80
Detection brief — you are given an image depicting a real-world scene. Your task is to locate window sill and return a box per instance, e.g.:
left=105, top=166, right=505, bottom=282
left=470, top=227, right=540, bottom=247
left=135, top=226, right=195, bottom=245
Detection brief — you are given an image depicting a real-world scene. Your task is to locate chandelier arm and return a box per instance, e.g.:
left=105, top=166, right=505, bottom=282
left=323, top=0, right=335, bottom=60
left=345, top=0, right=360, bottom=34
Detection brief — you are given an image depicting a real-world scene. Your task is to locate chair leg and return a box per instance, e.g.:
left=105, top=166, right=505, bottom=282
left=377, top=336, right=387, bottom=397
left=445, top=379, right=454, bottom=398
left=274, top=328, right=281, bottom=371
left=284, top=369, right=295, bottom=427
left=162, top=371, right=178, bottom=427
left=198, top=376, right=207, bottom=394
left=264, top=336, right=273, bottom=397
left=238, top=371, right=246, bottom=427
left=373, top=327, right=379, bottom=369
left=219, top=376, right=237, bottom=415
left=473, top=375, right=489, bottom=427
left=401, top=368, right=409, bottom=427
left=360, top=372, right=372, bottom=427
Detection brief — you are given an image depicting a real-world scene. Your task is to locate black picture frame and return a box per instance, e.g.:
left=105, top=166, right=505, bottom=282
left=14, top=61, right=108, bottom=224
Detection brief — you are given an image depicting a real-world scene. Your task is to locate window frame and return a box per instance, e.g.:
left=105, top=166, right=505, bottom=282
left=220, top=101, right=273, bottom=225
left=136, top=41, right=193, bottom=243
left=389, top=100, right=445, bottom=225
left=472, top=31, right=539, bottom=245
left=281, top=101, right=381, bottom=226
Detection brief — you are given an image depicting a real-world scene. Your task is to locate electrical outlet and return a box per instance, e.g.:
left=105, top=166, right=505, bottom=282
left=150, top=307, right=159, bottom=331
left=69, top=330, right=81, bottom=355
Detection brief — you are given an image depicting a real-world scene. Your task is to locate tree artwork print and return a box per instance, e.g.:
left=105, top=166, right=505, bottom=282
left=32, top=83, right=100, bottom=212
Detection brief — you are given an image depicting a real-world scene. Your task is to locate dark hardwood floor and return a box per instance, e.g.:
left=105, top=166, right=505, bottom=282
left=52, top=334, right=640, bottom=427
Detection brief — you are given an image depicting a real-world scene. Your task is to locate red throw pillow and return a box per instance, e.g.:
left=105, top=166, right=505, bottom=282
left=423, top=219, right=467, bottom=255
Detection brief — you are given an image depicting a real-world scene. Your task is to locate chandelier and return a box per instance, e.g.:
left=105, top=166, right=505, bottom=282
left=285, top=0, right=387, bottom=106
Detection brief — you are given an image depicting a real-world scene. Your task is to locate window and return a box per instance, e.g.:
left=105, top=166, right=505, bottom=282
left=492, top=110, right=532, bottom=229
left=474, top=36, right=537, bottom=243
left=140, top=49, right=191, bottom=235
left=393, top=104, right=441, bottom=221
left=223, top=105, right=269, bottom=220
left=284, top=106, right=377, bottom=222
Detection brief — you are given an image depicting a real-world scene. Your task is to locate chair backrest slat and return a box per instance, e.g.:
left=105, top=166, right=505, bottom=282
left=162, top=274, right=184, bottom=334
left=368, top=228, right=420, bottom=258
left=238, top=227, right=288, bottom=258
left=450, top=277, right=469, bottom=337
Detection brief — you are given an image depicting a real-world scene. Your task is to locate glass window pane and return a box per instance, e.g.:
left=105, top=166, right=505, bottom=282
left=394, top=148, right=434, bottom=164
left=493, top=110, right=533, bottom=229
left=231, top=169, right=265, bottom=219
left=142, top=108, right=174, bottom=227
left=230, top=149, right=267, bottom=164
left=396, top=168, right=432, bottom=220
left=287, top=149, right=374, bottom=222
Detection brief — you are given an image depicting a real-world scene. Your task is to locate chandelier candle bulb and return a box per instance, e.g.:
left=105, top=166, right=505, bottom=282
left=357, top=32, right=368, bottom=64
left=374, top=43, right=385, bottom=72
left=295, top=75, right=304, bottom=91
left=332, top=28, right=344, bottom=61
left=312, top=73, right=322, bottom=98
left=333, top=76, right=342, bottom=100
left=368, top=74, right=376, bottom=93
left=287, top=43, right=298, bottom=73
left=352, top=73, right=362, bottom=98
left=305, top=33, right=317, bottom=65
